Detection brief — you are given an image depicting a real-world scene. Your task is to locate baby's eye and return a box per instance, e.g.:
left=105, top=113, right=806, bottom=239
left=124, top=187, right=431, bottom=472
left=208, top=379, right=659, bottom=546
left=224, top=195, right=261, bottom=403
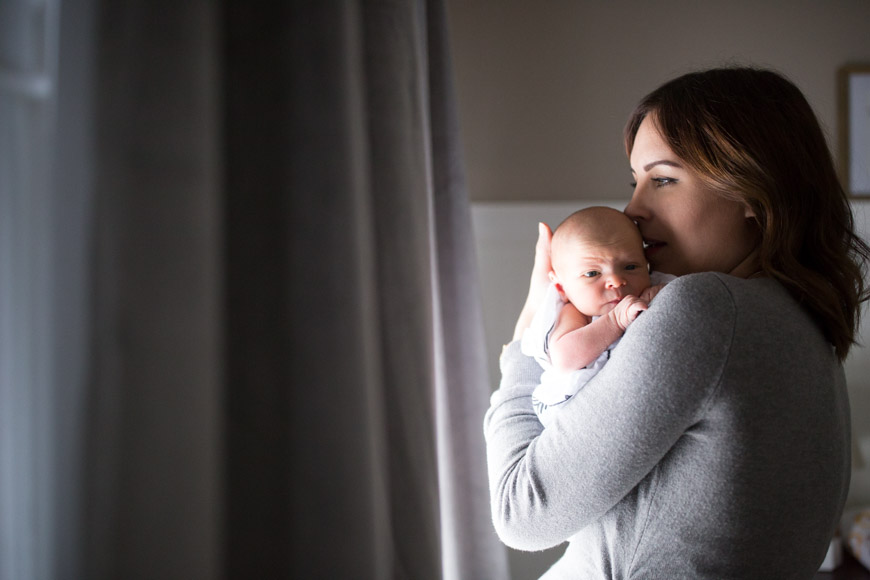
left=583, top=271, right=600, bottom=278
left=625, top=265, right=638, bottom=271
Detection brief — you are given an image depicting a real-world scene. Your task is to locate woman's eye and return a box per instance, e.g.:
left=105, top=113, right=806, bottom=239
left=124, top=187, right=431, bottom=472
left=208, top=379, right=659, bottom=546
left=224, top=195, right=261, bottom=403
left=625, top=265, right=638, bottom=271
left=652, top=177, right=677, bottom=187
left=631, top=176, right=675, bottom=189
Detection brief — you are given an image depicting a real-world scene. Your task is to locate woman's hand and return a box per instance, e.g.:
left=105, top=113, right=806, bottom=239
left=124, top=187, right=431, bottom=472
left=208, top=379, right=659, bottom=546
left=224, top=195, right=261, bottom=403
left=512, top=222, right=553, bottom=341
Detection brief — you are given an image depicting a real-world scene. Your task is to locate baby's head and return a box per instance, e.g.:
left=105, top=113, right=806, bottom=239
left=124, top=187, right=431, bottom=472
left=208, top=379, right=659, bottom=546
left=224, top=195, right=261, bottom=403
left=550, top=207, right=650, bottom=316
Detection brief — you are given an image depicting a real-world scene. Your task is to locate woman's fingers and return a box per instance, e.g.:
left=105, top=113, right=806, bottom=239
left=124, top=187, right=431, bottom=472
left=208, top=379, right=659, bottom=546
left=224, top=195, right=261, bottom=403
left=529, top=222, right=553, bottom=304
left=512, top=222, right=554, bottom=341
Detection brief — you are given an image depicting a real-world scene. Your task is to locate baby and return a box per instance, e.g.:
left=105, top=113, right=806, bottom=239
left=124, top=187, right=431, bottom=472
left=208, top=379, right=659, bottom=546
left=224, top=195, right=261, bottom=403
left=521, top=206, right=672, bottom=424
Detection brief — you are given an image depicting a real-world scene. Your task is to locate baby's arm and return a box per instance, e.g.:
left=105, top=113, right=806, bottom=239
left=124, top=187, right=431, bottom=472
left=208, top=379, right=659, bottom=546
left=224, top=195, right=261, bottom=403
left=549, top=296, right=648, bottom=373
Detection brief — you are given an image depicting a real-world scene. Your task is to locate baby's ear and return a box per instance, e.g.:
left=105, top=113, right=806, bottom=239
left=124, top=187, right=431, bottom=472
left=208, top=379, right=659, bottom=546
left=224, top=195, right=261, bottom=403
left=548, top=271, right=566, bottom=296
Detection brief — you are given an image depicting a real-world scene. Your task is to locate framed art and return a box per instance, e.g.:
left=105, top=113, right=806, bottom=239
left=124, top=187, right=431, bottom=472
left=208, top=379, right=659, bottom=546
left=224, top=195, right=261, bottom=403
left=839, top=64, right=870, bottom=197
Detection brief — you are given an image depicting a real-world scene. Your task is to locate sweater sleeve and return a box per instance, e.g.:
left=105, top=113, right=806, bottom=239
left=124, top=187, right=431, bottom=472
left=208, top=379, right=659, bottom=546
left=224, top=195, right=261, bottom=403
left=483, top=273, right=736, bottom=550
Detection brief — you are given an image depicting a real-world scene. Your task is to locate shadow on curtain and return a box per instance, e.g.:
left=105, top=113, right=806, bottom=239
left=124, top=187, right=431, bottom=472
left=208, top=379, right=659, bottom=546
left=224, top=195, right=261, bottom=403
left=0, top=0, right=511, bottom=578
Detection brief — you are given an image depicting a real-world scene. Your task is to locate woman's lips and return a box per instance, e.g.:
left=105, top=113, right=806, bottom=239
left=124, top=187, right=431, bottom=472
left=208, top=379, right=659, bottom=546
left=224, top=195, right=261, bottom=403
left=643, top=240, right=665, bottom=259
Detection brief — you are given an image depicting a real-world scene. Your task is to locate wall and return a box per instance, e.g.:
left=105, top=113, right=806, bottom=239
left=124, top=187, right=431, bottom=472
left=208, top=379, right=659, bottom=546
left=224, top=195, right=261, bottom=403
left=447, top=0, right=870, bottom=203
left=450, top=3, right=870, bottom=577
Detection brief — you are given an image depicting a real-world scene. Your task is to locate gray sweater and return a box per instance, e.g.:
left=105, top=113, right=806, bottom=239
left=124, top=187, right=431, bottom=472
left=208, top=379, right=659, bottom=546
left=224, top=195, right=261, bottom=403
left=484, top=273, right=850, bottom=579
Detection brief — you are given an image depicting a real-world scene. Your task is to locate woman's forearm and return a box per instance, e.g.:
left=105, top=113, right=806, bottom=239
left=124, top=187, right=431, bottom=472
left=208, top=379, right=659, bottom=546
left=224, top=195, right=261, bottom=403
left=512, top=297, right=540, bottom=341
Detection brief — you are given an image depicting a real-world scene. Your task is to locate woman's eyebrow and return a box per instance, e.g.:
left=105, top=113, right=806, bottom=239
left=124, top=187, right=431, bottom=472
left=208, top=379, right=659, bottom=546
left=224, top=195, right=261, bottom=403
left=644, top=159, right=683, bottom=171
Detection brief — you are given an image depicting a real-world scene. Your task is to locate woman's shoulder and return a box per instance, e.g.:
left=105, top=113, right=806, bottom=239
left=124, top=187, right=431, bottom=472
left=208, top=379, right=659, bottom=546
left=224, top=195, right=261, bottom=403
left=656, top=271, right=786, bottom=302
left=652, top=272, right=802, bottom=328
left=620, top=273, right=739, bottom=358
left=659, top=271, right=729, bottom=290
left=653, top=272, right=736, bottom=312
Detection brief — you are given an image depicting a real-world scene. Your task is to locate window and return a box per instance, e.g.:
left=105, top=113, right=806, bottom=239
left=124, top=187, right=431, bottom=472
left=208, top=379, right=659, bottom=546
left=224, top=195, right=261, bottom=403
left=0, top=1, right=60, bottom=578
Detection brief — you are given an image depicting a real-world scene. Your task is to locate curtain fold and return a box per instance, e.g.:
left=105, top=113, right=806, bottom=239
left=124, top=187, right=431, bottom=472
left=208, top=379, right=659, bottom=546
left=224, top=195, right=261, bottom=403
left=63, top=0, right=509, bottom=579
left=424, top=1, right=510, bottom=577
left=83, top=2, right=223, bottom=578
left=224, top=2, right=403, bottom=577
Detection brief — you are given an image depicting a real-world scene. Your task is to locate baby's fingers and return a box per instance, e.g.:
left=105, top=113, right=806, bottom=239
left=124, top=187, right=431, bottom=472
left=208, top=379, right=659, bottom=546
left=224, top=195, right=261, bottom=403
left=614, top=296, right=646, bottom=329
left=627, top=300, right=648, bottom=320
left=629, top=300, right=648, bottom=320
left=640, top=283, right=665, bottom=302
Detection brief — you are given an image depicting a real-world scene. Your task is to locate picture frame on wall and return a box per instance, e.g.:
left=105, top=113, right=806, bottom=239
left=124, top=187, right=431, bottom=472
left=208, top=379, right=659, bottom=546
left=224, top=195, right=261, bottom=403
left=839, top=64, right=870, bottom=198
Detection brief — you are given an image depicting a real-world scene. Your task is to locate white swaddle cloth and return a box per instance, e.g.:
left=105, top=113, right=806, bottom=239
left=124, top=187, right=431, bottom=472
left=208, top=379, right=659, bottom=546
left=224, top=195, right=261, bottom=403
left=521, top=283, right=615, bottom=422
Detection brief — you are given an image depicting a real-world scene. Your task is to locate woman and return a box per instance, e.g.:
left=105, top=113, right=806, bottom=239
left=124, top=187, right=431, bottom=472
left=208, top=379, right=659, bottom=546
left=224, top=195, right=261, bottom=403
left=484, top=67, right=870, bottom=579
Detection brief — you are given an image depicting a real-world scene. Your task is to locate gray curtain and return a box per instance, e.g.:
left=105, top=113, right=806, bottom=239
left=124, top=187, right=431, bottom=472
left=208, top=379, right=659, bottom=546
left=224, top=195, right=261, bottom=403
left=0, top=0, right=509, bottom=579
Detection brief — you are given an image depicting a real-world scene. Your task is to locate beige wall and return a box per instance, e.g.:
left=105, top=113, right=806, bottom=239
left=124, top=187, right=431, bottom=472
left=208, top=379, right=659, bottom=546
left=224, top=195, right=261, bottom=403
left=447, top=0, right=870, bottom=202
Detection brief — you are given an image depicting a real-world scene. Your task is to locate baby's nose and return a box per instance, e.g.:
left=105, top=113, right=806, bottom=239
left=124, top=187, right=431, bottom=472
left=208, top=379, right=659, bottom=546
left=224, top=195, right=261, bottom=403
left=607, top=274, right=627, bottom=288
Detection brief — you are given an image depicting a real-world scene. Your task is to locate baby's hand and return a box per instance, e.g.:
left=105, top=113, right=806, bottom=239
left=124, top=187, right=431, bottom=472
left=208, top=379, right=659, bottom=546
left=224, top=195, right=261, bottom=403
left=640, top=283, right=666, bottom=303
left=611, top=295, right=648, bottom=330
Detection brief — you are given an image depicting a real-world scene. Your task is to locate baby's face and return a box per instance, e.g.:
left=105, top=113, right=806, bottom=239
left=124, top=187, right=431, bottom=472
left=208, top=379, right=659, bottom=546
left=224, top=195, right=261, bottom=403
left=551, top=235, right=650, bottom=317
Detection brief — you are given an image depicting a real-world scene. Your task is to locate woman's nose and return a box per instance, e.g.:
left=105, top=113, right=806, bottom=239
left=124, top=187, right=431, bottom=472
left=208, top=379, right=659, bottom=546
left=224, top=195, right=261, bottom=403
left=624, top=187, right=649, bottom=222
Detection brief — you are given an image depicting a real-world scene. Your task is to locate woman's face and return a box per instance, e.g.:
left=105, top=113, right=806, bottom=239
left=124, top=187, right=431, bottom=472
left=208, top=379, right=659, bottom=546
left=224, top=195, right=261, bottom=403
left=624, top=115, right=760, bottom=277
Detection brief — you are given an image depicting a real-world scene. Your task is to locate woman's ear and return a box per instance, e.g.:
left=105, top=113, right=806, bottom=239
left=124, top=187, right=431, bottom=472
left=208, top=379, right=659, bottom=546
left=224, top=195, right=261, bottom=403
left=743, top=203, right=757, bottom=219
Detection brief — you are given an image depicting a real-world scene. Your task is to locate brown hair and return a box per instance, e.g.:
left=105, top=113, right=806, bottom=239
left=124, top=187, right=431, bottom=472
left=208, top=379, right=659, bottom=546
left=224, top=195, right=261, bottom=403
left=624, top=66, right=870, bottom=360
